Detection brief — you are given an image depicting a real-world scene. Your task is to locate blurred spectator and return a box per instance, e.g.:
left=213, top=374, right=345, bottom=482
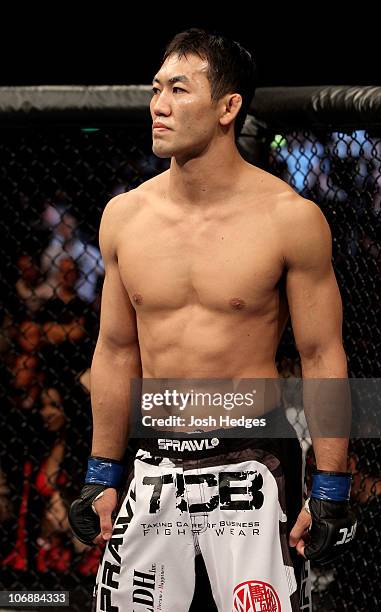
left=328, top=130, right=381, bottom=213
left=18, top=320, right=41, bottom=354
left=11, top=353, right=43, bottom=411
left=40, top=258, right=86, bottom=343
left=2, top=255, right=44, bottom=355
left=34, top=387, right=102, bottom=575
left=270, top=132, right=326, bottom=196
left=10, top=321, right=45, bottom=410
left=1, top=460, right=33, bottom=571
left=36, top=257, right=93, bottom=388
left=1, top=326, right=45, bottom=567
left=0, top=310, right=16, bottom=354
left=15, top=254, right=50, bottom=315
left=35, top=387, right=70, bottom=572
left=0, top=466, right=13, bottom=523
left=41, top=206, right=104, bottom=303
left=40, top=388, right=66, bottom=433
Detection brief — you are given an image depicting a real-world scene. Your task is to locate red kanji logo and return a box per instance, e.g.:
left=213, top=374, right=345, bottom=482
left=233, top=580, right=281, bottom=611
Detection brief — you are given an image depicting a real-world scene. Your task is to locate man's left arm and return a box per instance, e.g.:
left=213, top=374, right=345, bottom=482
left=283, top=196, right=356, bottom=562
left=284, top=197, right=348, bottom=470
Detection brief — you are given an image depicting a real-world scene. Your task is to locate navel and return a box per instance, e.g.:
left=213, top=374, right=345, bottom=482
left=229, top=297, right=246, bottom=310
left=132, top=293, right=144, bottom=306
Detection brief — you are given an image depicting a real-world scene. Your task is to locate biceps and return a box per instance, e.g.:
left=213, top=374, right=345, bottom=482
left=98, top=265, right=138, bottom=349
left=286, top=266, right=343, bottom=356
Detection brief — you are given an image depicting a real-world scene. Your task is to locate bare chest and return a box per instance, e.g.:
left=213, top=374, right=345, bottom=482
left=117, top=209, right=284, bottom=314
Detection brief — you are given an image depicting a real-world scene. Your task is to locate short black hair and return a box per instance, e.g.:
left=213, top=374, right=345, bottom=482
left=163, top=28, right=256, bottom=138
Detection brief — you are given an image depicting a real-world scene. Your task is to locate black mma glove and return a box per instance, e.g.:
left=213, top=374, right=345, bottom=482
left=304, top=469, right=357, bottom=565
left=68, top=456, right=124, bottom=546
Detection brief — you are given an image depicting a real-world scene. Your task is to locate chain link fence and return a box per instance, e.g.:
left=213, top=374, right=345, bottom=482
left=0, top=86, right=380, bottom=610
left=266, top=125, right=381, bottom=611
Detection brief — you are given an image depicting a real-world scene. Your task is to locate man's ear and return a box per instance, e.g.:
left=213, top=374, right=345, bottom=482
left=219, top=93, right=242, bottom=127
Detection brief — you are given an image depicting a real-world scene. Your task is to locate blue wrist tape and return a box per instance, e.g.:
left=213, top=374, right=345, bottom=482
left=85, top=457, right=124, bottom=488
left=311, top=472, right=351, bottom=502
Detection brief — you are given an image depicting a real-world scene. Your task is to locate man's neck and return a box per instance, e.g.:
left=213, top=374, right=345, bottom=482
left=168, top=142, right=246, bottom=206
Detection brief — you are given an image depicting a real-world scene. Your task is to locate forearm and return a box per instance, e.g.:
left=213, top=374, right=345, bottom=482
left=308, top=438, right=348, bottom=472
left=301, top=346, right=350, bottom=472
left=90, top=340, right=141, bottom=460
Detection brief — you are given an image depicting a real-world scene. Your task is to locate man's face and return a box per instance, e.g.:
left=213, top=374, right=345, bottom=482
left=150, top=53, right=221, bottom=160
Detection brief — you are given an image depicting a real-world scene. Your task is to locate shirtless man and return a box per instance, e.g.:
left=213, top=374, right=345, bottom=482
left=69, top=29, right=356, bottom=612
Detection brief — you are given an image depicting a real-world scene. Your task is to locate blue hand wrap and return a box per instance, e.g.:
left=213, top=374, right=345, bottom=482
left=85, top=456, right=124, bottom=488
left=311, top=471, right=351, bottom=502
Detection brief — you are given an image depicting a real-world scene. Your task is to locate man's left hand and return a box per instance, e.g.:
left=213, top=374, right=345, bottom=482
left=289, top=470, right=357, bottom=565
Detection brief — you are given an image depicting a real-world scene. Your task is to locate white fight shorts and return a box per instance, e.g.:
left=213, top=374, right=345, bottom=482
left=93, top=420, right=312, bottom=612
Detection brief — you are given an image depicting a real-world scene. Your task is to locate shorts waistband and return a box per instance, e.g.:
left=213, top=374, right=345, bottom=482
left=135, top=433, right=274, bottom=458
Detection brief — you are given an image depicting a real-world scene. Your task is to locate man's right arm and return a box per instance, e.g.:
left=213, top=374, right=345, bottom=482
left=90, top=194, right=142, bottom=460
left=68, top=194, right=141, bottom=545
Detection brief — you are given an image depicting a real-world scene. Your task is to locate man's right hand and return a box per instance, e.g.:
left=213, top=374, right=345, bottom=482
left=69, top=455, right=124, bottom=545
left=69, top=484, right=118, bottom=545
left=92, top=487, right=118, bottom=544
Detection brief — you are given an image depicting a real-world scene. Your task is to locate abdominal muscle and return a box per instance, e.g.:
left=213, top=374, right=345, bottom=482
left=137, top=306, right=285, bottom=430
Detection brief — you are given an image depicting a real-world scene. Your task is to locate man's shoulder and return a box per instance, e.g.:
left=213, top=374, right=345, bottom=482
left=272, top=191, right=331, bottom=266
left=102, top=188, right=140, bottom=220
left=244, top=167, right=331, bottom=260
left=102, top=171, right=169, bottom=223
left=247, top=166, right=324, bottom=223
left=246, top=165, right=310, bottom=208
left=242, top=166, right=294, bottom=213
left=137, top=170, right=169, bottom=196
left=274, top=190, right=329, bottom=236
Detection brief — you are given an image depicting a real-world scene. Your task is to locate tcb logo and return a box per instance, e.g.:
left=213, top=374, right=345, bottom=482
left=142, top=470, right=264, bottom=514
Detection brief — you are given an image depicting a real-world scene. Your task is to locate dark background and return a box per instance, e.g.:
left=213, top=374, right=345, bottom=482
left=1, top=6, right=379, bottom=88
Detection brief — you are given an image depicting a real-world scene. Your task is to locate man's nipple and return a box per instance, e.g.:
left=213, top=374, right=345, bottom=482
left=229, top=297, right=246, bottom=310
left=132, top=293, right=143, bottom=306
